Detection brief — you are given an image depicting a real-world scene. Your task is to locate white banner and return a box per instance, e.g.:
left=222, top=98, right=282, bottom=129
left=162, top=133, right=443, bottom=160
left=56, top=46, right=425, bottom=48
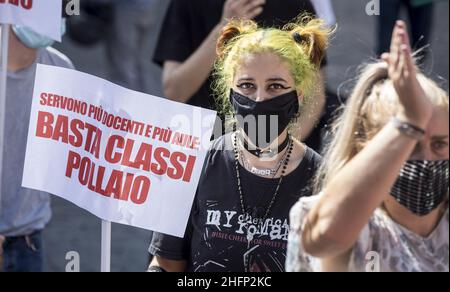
left=0, top=0, right=62, bottom=41
left=22, top=64, right=217, bottom=238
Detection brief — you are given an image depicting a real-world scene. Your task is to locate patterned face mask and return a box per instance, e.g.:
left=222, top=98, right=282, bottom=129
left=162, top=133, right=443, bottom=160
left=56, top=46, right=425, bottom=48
left=390, top=160, right=449, bottom=216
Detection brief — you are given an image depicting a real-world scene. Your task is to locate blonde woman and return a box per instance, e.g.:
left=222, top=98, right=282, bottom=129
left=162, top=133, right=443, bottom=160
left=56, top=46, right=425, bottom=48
left=148, top=17, right=331, bottom=272
left=286, top=21, right=449, bottom=272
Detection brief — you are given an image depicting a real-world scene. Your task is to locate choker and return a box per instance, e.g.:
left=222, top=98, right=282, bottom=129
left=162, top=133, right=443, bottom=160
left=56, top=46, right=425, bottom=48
left=238, top=132, right=290, bottom=158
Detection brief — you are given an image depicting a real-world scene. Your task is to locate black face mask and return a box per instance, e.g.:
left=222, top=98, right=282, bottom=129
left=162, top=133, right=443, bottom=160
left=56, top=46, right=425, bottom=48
left=390, top=160, right=449, bottom=216
left=230, top=89, right=300, bottom=149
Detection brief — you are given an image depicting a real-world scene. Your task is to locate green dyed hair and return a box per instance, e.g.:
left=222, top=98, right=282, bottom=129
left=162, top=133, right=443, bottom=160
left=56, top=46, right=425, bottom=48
left=213, top=15, right=332, bottom=118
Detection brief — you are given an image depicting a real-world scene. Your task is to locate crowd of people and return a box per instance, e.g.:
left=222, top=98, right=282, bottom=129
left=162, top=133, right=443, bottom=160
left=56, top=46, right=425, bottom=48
left=0, top=0, right=448, bottom=272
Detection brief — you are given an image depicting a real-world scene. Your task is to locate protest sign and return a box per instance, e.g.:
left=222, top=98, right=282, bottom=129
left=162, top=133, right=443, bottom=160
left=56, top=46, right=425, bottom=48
left=23, top=64, right=217, bottom=238
left=0, top=0, right=62, bottom=41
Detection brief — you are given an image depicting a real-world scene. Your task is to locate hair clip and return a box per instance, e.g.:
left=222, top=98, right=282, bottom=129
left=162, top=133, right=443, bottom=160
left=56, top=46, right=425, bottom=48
left=293, top=32, right=306, bottom=44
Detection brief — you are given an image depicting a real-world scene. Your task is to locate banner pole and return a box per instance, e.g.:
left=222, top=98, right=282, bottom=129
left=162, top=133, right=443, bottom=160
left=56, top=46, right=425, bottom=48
left=101, top=220, right=111, bottom=272
left=0, top=23, right=10, bottom=216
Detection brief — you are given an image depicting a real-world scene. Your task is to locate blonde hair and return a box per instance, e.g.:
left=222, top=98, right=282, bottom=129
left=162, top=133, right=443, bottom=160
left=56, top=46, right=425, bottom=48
left=213, top=15, right=332, bottom=120
left=315, top=61, right=449, bottom=193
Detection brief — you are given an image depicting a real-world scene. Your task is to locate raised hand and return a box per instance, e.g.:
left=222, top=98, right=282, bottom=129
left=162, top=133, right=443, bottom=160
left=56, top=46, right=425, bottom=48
left=222, top=0, right=265, bottom=22
left=381, top=21, right=433, bottom=128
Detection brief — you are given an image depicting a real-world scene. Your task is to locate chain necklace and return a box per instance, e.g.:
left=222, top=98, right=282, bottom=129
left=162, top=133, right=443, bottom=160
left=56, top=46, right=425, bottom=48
left=232, top=132, right=294, bottom=233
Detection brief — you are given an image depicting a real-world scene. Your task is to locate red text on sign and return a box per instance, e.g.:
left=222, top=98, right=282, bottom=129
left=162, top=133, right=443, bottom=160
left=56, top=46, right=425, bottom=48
left=0, top=0, right=33, bottom=10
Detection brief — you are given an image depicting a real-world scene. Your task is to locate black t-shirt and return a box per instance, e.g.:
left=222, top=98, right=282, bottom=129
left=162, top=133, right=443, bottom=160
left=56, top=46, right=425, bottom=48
left=149, top=133, right=322, bottom=272
left=153, top=0, right=318, bottom=110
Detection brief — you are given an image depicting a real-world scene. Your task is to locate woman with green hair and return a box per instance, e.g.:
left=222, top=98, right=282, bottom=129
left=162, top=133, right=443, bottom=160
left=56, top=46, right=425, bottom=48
left=148, top=17, right=331, bottom=272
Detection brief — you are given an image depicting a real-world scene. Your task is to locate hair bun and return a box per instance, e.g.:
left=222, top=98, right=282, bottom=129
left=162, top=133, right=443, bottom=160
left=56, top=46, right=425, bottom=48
left=216, top=20, right=258, bottom=60
left=286, top=17, right=332, bottom=68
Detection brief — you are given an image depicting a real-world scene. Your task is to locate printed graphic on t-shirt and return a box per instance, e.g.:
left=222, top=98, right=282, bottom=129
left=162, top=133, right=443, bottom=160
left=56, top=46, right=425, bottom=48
left=192, top=200, right=290, bottom=272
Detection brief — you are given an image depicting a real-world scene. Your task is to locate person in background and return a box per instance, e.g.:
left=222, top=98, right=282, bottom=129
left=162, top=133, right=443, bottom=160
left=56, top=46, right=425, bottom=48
left=377, top=0, right=435, bottom=61
left=106, top=0, right=160, bottom=93
left=286, top=21, right=449, bottom=272
left=154, top=0, right=327, bottom=149
left=0, top=11, right=74, bottom=272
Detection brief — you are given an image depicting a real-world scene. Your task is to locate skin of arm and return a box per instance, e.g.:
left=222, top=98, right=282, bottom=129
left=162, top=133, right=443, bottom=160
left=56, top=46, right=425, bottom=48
left=162, top=0, right=265, bottom=103
left=162, top=23, right=224, bottom=103
left=148, top=256, right=187, bottom=272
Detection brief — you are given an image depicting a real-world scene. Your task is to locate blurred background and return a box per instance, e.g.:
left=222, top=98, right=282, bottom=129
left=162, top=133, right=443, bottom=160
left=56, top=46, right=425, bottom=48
left=42, top=0, right=448, bottom=272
